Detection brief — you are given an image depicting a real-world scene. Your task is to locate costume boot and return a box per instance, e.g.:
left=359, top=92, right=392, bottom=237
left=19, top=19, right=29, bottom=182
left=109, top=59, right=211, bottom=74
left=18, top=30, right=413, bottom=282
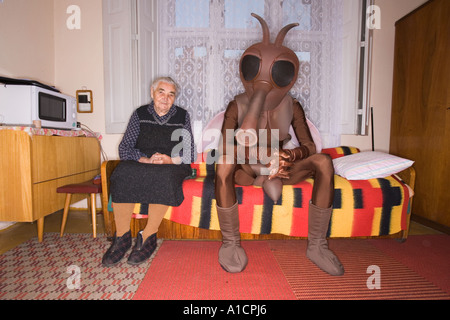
left=306, top=202, right=344, bottom=276
left=217, top=202, right=248, bottom=273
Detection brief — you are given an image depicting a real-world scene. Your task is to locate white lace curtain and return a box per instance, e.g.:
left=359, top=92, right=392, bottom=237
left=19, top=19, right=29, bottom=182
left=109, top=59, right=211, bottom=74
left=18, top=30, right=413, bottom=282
left=158, top=0, right=343, bottom=148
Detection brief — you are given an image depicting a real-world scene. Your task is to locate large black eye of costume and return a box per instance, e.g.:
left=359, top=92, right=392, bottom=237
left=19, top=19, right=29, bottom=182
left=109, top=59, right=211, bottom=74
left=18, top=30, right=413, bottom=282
left=272, top=60, right=295, bottom=87
left=241, top=55, right=261, bottom=81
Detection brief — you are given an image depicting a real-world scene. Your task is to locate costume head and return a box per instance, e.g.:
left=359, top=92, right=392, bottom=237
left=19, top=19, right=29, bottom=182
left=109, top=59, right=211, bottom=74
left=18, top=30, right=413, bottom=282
left=235, top=13, right=299, bottom=147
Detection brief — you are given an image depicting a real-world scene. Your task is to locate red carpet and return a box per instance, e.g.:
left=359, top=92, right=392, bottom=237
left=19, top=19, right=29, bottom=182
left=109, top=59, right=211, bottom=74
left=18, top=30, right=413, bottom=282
left=134, top=235, right=450, bottom=300
left=268, top=237, right=449, bottom=300
left=132, top=241, right=297, bottom=300
left=369, top=235, right=450, bottom=294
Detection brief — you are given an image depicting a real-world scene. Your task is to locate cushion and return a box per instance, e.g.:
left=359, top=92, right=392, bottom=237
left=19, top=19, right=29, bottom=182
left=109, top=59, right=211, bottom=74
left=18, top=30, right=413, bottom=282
left=332, top=151, right=414, bottom=180
left=321, top=146, right=360, bottom=160
left=56, top=181, right=102, bottom=194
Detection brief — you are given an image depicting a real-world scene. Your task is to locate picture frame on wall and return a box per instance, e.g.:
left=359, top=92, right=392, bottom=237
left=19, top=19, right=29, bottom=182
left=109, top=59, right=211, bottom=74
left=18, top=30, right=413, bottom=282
left=76, top=90, right=93, bottom=113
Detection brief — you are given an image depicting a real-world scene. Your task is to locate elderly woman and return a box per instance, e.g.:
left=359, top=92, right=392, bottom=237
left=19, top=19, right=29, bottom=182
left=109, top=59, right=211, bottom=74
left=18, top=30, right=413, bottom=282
left=102, top=77, right=195, bottom=267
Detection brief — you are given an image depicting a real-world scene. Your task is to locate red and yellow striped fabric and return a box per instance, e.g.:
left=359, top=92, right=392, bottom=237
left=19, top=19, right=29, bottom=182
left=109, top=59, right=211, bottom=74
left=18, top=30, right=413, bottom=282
left=129, top=147, right=411, bottom=238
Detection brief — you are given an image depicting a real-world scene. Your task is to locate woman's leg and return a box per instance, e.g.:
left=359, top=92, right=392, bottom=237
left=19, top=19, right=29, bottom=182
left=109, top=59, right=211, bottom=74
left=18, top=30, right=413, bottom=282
left=127, top=204, right=167, bottom=266
left=113, top=203, right=135, bottom=236
left=102, top=202, right=134, bottom=267
left=142, top=204, right=169, bottom=240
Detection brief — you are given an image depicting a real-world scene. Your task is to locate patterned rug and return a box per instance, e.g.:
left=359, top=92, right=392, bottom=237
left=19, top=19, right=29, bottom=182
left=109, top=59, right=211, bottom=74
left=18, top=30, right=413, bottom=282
left=0, top=233, right=162, bottom=300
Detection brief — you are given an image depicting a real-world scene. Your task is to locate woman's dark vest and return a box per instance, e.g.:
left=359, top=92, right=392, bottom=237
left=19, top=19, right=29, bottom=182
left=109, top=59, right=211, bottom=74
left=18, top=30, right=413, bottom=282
left=135, top=104, right=186, bottom=157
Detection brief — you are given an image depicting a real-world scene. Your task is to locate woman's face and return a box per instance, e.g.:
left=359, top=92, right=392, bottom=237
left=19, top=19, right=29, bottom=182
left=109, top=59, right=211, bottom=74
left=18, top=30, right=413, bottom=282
left=151, top=81, right=177, bottom=116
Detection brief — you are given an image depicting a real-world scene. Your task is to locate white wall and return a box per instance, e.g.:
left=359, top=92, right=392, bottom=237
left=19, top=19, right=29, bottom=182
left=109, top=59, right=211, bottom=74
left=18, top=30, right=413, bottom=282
left=0, top=0, right=55, bottom=84
left=53, top=0, right=122, bottom=160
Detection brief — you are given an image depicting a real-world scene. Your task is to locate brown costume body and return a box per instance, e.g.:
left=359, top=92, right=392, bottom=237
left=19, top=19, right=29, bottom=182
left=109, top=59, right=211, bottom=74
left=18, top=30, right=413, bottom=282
left=214, top=14, right=344, bottom=276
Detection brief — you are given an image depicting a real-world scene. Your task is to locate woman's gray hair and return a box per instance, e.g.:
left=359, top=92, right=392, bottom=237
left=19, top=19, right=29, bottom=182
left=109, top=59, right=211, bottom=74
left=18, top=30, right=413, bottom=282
left=151, top=77, right=179, bottom=95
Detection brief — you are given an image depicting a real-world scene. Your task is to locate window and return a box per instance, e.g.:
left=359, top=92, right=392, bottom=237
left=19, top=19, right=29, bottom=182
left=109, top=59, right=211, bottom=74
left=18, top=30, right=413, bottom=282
left=103, top=0, right=372, bottom=146
left=358, top=0, right=374, bottom=135
left=159, top=0, right=346, bottom=147
left=341, top=0, right=374, bottom=136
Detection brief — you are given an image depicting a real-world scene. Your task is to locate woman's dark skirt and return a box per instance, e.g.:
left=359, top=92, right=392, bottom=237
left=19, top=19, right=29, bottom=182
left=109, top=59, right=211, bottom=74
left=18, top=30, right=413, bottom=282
left=110, top=160, right=191, bottom=206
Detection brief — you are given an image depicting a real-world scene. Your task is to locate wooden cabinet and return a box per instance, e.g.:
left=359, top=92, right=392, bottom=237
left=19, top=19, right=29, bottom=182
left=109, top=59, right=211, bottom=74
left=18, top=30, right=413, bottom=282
left=0, top=130, right=101, bottom=241
left=390, top=0, right=450, bottom=229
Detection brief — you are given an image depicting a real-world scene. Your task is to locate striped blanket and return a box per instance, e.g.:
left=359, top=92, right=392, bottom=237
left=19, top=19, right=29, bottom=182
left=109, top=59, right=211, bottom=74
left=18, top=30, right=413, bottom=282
left=126, top=147, right=411, bottom=238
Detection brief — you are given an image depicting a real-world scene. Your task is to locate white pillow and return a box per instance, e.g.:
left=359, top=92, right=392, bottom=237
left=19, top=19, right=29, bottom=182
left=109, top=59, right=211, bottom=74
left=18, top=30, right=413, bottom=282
left=332, top=151, right=414, bottom=180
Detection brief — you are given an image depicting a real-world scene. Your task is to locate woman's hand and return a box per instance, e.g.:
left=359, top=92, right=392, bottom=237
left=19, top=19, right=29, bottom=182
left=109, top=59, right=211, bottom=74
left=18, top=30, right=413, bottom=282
left=138, top=153, right=173, bottom=164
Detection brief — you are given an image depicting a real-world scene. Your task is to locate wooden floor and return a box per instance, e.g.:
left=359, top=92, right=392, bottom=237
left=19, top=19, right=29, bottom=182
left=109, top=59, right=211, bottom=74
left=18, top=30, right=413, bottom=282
left=0, top=209, right=443, bottom=256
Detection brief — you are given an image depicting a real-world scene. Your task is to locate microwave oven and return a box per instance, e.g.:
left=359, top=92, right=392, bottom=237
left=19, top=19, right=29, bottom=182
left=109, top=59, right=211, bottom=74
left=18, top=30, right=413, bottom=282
left=0, top=84, right=77, bottom=130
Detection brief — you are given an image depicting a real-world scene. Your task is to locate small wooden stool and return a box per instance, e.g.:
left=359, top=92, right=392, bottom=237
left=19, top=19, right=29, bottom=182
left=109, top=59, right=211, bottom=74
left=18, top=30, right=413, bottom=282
left=57, top=181, right=102, bottom=238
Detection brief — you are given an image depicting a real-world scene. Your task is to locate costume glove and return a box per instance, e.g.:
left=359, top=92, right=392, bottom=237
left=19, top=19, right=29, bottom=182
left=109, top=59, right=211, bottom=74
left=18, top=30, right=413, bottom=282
left=268, top=147, right=305, bottom=180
